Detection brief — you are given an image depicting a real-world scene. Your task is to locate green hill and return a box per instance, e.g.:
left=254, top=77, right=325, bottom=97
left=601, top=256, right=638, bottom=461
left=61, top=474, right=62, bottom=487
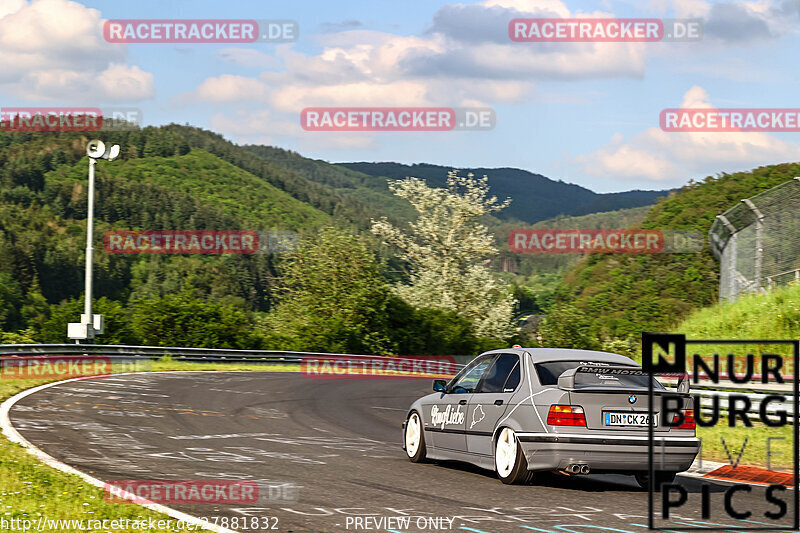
left=161, top=125, right=376, bottom=229
left=339, top=161, right=668, bottom=225
left=243, top=145, right=416, bottom=223
left=493, top=205, right=653, bottom=278
left=0, top=129, right=337, bottom=329
left=48, top=149, right=328, bottom=230
left=542, top=162, right=800, bottom=355
left=0, top=124, right=741, bottom=351
left=529, top=206, right=652, bottom=230
left=493, top=205, right=653, bottom=318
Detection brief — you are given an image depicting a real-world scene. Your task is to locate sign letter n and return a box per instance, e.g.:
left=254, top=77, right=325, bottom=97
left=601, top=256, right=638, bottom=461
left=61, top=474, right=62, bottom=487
left=642, top=333, right=686, bottom=374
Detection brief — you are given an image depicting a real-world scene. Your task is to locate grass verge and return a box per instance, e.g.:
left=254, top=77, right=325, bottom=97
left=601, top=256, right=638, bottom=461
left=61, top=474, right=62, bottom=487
left=696, top=418, right=794, bottom=470
left=674, top=282, right=798, bottom=471
left=675, top=281, right=800, bottom=347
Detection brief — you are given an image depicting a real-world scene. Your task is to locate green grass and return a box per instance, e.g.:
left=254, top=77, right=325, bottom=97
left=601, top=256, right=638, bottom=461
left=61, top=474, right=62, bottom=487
left=676, top=282, right=800, bottom=340
left=675, top=283, right=800, bottom=471
left=696, top=419, right=794, bottom=470
left=675, top=281, right=799, bottom=375
left=0, top=359, right=302, bottom=532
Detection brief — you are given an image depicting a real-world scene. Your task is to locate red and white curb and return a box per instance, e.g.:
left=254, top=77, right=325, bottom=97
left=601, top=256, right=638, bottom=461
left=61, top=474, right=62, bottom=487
left=683, top=457, right=795, bottom=487
left=0, top=372, right=242, bottom=533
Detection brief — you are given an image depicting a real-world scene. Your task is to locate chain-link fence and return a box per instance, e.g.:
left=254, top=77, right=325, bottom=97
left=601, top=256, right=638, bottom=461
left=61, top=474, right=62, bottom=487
left=709, top=177, right=800, bottom=301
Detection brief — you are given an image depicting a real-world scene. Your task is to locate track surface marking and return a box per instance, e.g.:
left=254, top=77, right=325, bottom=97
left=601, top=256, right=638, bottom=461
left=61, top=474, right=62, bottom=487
left=8, top=372, right=793, bottom=532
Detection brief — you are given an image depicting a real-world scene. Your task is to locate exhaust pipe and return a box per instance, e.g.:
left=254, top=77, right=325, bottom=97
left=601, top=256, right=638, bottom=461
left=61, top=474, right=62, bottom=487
left=560, top=464, right=589, bottom=475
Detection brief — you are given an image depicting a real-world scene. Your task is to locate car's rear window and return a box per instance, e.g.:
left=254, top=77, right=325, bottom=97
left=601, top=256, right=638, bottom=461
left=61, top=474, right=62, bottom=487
left=535, top=360, right=664, bottom=389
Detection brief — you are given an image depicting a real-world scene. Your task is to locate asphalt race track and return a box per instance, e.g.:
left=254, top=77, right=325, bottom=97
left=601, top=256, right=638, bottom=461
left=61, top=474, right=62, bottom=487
left=7, top=371, right=797, bottom=532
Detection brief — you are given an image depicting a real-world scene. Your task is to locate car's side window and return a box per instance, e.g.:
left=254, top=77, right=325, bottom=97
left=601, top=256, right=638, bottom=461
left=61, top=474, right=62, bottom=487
left=503, top=359, right=521, bottom=391
left=477, top=354, right=520, bottom=393
left=451, top=355, right=495, bottom=393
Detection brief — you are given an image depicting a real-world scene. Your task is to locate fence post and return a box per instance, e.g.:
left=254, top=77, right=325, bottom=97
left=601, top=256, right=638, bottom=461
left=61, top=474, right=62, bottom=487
left=715, top=214, right=738, bottom=301
left=742, top=199, right=764, bottom=293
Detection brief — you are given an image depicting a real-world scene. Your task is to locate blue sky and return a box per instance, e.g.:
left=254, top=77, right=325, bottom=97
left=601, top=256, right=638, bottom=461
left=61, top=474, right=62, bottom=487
left=1, top=0, right=798, bottom=192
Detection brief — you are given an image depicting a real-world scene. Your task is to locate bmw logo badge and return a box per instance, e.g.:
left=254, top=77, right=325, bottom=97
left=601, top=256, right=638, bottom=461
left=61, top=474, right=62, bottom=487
left=628, top=395, right=637, bottom=404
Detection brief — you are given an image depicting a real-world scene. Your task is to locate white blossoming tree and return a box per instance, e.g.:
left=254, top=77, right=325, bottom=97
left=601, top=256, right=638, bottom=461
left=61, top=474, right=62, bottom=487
left=371, top=171, right=516, bottom=339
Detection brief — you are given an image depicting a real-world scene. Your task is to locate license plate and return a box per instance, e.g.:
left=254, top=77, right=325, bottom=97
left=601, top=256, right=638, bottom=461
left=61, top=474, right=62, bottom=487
left=604, top=412, right=657, bottom=426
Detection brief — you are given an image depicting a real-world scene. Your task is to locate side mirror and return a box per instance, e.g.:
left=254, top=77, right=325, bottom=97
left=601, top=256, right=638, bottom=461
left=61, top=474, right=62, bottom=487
left=433, top=379, right=447, bottom=392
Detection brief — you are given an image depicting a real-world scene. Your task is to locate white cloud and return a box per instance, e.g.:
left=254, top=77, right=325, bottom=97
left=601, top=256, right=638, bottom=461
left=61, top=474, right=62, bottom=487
left=96, top=64, right=154, bottom=101
left=210, top=109, right=299, bottom=137
left=0, top=0, right=26, bottom=20
left=0, top=0, right=154, bottom=102
left=181, top=0, right=657, bottom=108
left=209, top=108, right=376, bottom=149
left=574, top=86, right=800, bottom=185
left=188, top=74, right=270, bottom=104
left=481, top=0, right=570, bottom=17
left=13, top=64, right=154, bottom=102
left=180, top=0, right=652, bottom=144
left=654, top=0, right=800, bottom=43
left=179, top=0, right=798, bottom=151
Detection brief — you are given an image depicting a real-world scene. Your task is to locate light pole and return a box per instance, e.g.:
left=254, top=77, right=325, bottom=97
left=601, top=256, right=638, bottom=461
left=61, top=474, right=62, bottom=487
left=67, top=140, right=120, bottom=344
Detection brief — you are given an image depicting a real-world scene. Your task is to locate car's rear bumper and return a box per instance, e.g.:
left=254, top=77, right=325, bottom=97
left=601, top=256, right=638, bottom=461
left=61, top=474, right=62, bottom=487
left=516, top=432, right=699, bottom=472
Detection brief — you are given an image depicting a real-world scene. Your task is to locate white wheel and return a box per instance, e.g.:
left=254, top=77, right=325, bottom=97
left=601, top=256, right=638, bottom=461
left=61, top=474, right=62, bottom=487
left=495, top=427, right=530, bottom=484
left=495, top=427, right=517, bottom=477
left=405, top=412, right=426, bottom=462
left=405, top=413, right=421, bottom=457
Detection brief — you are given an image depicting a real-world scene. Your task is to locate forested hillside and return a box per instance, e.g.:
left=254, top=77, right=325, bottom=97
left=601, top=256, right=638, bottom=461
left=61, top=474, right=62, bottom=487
left=0, top=137, right=330, bottom=343
left=541, top=162, right=800, bottom=355
left=340, top=162, right=668, bottom=224
left=244, top=145, right=416, bottom=223
left=496, top=205, right=653, bottom=318
left=2, top=123, right=757, bottom=355
left=0, top=126, right=510, bottom=352
left=163, top=125, right=377, bottom=229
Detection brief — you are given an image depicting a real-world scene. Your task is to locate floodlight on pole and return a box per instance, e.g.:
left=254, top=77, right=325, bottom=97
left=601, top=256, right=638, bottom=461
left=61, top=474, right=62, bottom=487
left=67, top=140, right=120, bottom=343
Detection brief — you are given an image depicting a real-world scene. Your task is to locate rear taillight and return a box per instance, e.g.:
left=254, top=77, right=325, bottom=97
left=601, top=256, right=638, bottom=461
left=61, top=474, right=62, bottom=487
left=671, top=409, right=695, bottom=429
left=547, top=405, right=586, bottom=426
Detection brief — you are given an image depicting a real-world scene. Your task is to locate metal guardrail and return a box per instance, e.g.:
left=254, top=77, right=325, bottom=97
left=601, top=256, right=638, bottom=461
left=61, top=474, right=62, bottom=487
left=661, top=374, right=795, bottom=422
left=692, top=390, right=793, bottom=422
left=0, top=344, right=472, bottom=368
